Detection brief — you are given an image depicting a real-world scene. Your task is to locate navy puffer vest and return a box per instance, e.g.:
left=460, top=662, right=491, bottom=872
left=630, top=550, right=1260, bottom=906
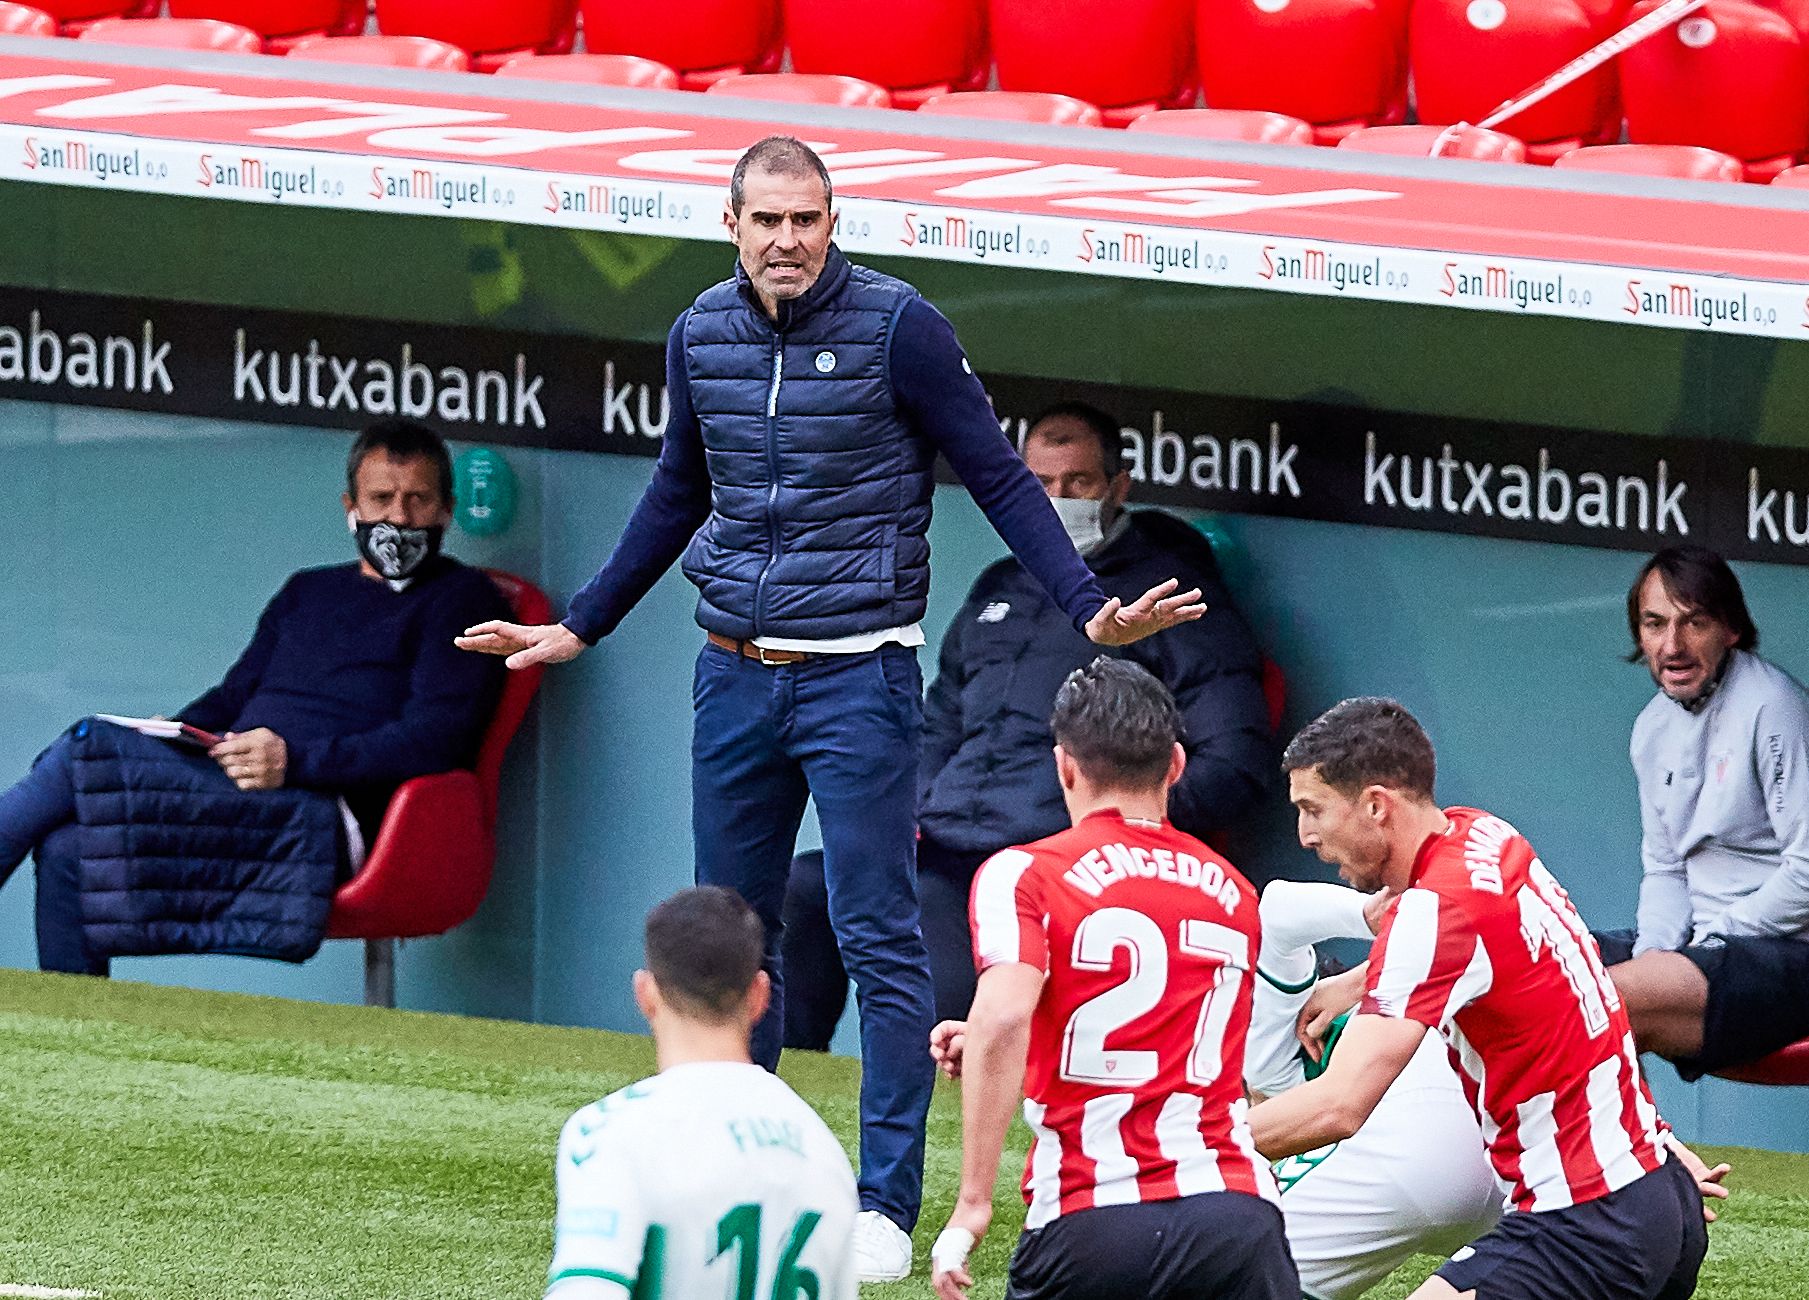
left=679, top=247, right=935, bottom=640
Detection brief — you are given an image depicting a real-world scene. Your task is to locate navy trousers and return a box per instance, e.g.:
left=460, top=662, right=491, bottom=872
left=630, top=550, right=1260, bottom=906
left=690, top=641, right=936, bottom=1232
left=0, top=730, right=109, bottom=975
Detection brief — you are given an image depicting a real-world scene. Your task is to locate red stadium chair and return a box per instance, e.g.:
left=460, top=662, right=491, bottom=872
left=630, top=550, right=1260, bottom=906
left=1412, top=0, right=1620, bottom=164
left=494, top=51, right=679, bottom=89
left=1620, top=0, right=1809, bottom=181
left=990, top=0, right=1196, bottom=127
left=1128, top=107, right=1315, bottom=144
left=77, top=15, right=265, bottom=51
left=578, top=0, right=780, bottom=90
left=785, top=0, right=986, bottom=108
left=1551, top=142, right=1746, bottom=181
left=0, top=2, right=55, bottom=33
left=1773, top=163, right=1809, bottom=187
left=30, top=0, right=136, bottom=33
left=167, top=0, right=342, bottom=48
left=917, top=89, right=1106, bottom=126
left=286, top=31, right=469, bottom=70
left=1338, top=122, right=1528, bottom=161
left=326, top=570, right=549, bottom=1007
left=705, top=72, right=893, bottom=109
left=1715, top=1039, right=1809, bottom=1085
left=1196, top=0, right=1409, bottom=143
left=375, top=0, right=575, bottom=73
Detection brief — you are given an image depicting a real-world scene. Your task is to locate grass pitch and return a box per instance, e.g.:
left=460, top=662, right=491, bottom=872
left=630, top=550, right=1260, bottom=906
left=0, top=971, right=1803, bottom=1299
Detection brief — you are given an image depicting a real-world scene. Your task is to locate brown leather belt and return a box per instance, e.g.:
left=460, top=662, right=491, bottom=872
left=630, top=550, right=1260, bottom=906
left=706, top=631, right=814, bottom=665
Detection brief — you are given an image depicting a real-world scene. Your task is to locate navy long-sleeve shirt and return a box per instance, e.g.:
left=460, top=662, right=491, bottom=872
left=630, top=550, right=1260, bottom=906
left=178, top=558, right=509, bottom=832
left=563, top=293, right=1108, bottom=643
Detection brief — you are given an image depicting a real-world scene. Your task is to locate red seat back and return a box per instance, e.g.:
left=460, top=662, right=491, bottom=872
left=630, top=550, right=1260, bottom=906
left=1412, top=0, right=1618, bottom=157
left=1196, top=0, right=1409, bottom=141
left=376, top=0, right=575, bottom=70
left=1621, top=0, right=1809, bottom=177
left=1716, top=1037, right=1809, bottom=1084
left=470, top=570, right=551, bottom=824
left=786, top=0, right=986, bottom=106
left=578, top=0, right=780, bottom=88
left=167, top=0, right=344, bottom=38
left=0, top=2, right=55, bottom=32
left=1128, top=107, right=1314, bottom=144
left=30, top=0, right=134, bottom=26
left=991, top=0, right=1195, bottom=125
left=917, top=89, right=1105, bottom=126
left=78, top=15, right=265, bottom=51
left=494, top=51, right=680, bottom=88
left=1338, top=122, right=1528, bottom=161
left=1552, top=141, right=1746, bottom=180
left=286, top=32, right=469, bottom=69
left=705, top=72, right=893, bottom=109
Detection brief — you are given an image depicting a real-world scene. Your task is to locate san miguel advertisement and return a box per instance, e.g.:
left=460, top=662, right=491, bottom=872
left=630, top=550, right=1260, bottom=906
left=4, top=285, right=1809, bottom=566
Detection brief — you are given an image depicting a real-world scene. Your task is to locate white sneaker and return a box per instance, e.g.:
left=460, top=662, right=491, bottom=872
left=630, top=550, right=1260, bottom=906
left=852, top=1209, right=912, bottom=1282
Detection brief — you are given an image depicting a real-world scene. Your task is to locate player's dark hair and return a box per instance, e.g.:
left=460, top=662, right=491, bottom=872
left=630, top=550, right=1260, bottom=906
left=1026, top=400, right=1124, bottom=479
left=644, top=886, right=766, bottom=1022
left=1281, top=697, right=1436, bottom=801
left=1625, top=546, right=1757, bottom=661
left=729, top=135, right=833, bottom=215
left=1050, top=657, right=1183, bottom=789
left=346, top=419, right=455, bottom=505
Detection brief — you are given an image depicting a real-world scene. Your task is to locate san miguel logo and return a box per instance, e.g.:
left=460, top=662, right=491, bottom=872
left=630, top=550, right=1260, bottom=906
left=898, top=212, right=1052, bottom=260
left=20, top=136, right=167, bottom=183
left=542, top=181, right=691, bottom=224
left=197, top=153, right=343, bottom=202
left=1258, top=244, right=1385, bottom=292
left=1077, top=229, right=1224, bottom=276
left=1623, top=279, right=1782, bottom=329
left=1440, top=263, right=1573, bottom=311
left=369, top=165, right=513, bottom=212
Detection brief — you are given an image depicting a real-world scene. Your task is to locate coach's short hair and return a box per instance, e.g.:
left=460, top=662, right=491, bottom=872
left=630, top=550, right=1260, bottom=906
left=729, top=136, right=833, bottom=215
left=1281, top=697, right=1436, bottom=801
left=1625, top=546, right=1757, bottom=661
left=346, top=418, right=454, bottom=505
left=644, top=887, right=766, bottom=1022
left=1051, top=657, right=1183, bottom=789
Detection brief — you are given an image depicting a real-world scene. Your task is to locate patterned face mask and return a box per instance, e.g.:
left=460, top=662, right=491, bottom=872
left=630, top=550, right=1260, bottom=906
left=350, top=513, right=442, bottom=589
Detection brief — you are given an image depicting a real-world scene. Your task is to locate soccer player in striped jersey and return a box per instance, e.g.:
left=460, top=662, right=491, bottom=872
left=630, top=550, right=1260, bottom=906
left=544, top=887, right=859, bottom=1300
left=929, top=658, right=1297, bottom=1300
left=1250, top=697, right=1710, bottom=1300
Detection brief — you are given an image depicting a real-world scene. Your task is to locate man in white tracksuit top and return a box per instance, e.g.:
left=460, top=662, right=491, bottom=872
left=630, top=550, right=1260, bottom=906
left=1599, top=545, right=1809, bottom=1078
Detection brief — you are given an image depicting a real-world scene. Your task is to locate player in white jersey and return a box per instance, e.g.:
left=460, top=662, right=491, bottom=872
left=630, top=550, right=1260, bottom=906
left=1249, top=880, right=1502, bottom=1300
left=545, top=887, right=859, bottom=1300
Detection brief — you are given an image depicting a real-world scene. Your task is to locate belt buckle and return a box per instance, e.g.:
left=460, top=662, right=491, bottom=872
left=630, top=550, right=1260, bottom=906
left=754, top=643, right=789, bottom=666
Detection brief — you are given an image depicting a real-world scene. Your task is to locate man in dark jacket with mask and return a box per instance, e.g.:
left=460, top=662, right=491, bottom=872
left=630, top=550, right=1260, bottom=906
left=0, top=419, right=507, bottom=976
left=783, top=401, right=1274, bottom=1033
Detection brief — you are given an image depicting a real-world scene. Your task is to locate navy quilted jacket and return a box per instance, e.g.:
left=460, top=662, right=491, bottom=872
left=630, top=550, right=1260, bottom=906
left=679, top=248, right=933, bottom=639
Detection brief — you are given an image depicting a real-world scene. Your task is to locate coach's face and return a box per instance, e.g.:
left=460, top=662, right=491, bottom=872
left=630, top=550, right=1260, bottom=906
left=725, top=166, right=833, bottom=318
left=1289, top=767, right=1390, bottom=893
left=1637, top=570, right=1738, bottom=703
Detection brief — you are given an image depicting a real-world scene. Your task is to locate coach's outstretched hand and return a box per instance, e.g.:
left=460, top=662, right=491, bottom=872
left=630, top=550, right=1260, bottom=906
left=456, top=621, right=587, bottom=671
left=1085, top=578, right=1207, bottom=646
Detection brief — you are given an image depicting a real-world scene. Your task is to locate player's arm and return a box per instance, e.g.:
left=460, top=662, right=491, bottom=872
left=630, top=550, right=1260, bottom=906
left=1247, top=1012, right=1427, bottom=1158
left=545, top=1110, right=648, bottom=1300
left=932, top=962, right=1042, bottom=1300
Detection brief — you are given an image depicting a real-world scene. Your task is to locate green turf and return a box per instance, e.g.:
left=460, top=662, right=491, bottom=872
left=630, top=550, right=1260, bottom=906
left=0, top=970, right=1802, bottom=1299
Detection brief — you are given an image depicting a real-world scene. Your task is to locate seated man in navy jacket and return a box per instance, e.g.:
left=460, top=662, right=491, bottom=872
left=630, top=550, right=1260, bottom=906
left=0, top=419, right=507, bottom=976
left=783, top=401, right=1276, bottom=1038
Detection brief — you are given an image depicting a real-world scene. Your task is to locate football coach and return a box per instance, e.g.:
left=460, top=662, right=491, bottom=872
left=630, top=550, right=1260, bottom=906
left=458, top=135, right=1202, bottom=1281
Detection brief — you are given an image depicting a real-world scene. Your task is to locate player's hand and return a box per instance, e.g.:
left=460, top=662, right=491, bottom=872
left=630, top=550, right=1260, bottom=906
left=1665, top=1134, right=1732, bottom=1223
left=1296, top=965, right=1368, bottom=1063
left=1362, top=887, right=1399, bottom=934
left=930, top=1020, right=969, bottom=1079
left=1084, top=579, right=1206, bottom=647
left=210, top=728, right=286, bottom=791
left=455, top=621, right=587, bottom=671
left=931, top=1200, right=992, bottom=1300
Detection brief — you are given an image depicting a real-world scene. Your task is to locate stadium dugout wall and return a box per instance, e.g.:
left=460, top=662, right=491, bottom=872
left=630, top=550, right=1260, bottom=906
left=1, top=39, right=1807, bottom=1149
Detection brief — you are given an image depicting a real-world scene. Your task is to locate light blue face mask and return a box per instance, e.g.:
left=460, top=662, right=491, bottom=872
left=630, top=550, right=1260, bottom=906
left=1049, top=495, right=1105, bottom=554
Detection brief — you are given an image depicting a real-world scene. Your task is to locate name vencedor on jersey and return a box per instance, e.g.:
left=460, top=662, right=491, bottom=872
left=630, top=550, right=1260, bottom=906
left=1062, top=838, right=1244, bottom=914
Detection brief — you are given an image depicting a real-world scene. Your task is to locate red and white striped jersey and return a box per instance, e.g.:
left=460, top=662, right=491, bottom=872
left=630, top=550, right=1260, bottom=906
left=1360, top=806, right=1667, bottom=1213
left=970, top=808, right=1276, bottom=1230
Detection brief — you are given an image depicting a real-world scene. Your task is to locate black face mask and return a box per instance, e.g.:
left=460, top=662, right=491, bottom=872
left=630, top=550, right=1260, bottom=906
left=352, top=516, right=442, bottom=587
